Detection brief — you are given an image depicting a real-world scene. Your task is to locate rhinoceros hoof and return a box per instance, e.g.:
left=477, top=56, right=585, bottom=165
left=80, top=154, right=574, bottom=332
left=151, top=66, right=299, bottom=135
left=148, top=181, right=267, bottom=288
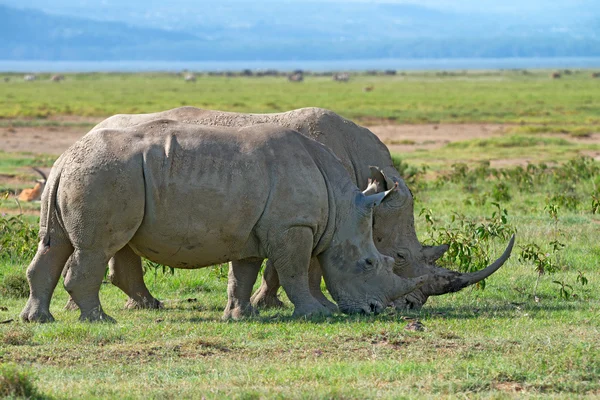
left=319, top=298, right=339, bottom=313
left=222, top=304, right=259, bottom=321
left=64, top=297, right=79, bottom=311
left=292, top=304, right=332, bottom=319
left=79, top=307, right=116, bottom=323
left=251, top=292, right=285, bottom=309
left=21, top=307, right=55, bottom=323
left=124, top=297, right=162, bottom=310
left=392, top=292, right=425, bottom=311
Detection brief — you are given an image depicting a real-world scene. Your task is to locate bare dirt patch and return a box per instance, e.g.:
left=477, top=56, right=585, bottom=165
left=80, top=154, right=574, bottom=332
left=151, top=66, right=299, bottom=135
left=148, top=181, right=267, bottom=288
left=2, top=122, right=600, bottom=193
left=370, top=123, right=508, bottom=154
left=0, top=125, right=90, bottom=156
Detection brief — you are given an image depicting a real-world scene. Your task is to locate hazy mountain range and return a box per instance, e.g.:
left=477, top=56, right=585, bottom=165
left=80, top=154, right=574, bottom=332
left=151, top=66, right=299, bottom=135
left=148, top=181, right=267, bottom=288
left=1, top=0, right=599, bottom=61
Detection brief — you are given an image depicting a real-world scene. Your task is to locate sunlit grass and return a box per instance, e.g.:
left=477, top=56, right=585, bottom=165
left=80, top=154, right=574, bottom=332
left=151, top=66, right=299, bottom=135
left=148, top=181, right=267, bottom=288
left=1, top=70, right=600, bottom=126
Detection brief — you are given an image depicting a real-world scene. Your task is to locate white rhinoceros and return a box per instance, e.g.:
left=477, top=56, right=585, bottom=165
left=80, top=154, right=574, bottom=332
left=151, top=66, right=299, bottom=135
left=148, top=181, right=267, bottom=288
left=84, top=107, right=514, bottom=313
left=21, top=121, right=428, bottom=323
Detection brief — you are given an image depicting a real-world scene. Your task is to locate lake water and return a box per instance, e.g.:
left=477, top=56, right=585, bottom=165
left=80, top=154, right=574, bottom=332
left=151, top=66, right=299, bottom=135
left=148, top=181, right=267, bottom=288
left=1, top=57, right=600, bottom=73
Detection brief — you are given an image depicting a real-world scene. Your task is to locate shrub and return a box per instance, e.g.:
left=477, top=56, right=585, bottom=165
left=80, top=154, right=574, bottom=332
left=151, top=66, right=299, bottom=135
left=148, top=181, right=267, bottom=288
left=0, top=363, right=39, bottom=399
left=0, top=273, right=29, bottom=298
left=0, top=215, right=38, bottom=263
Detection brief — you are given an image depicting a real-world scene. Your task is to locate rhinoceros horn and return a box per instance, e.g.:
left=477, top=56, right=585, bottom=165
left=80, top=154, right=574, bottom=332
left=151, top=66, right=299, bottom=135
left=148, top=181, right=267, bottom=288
left=388, top=274, right=431, bottom=301
left=420, top=235, right=515, bottom=296
left=422, top=244, right=449, bottom=263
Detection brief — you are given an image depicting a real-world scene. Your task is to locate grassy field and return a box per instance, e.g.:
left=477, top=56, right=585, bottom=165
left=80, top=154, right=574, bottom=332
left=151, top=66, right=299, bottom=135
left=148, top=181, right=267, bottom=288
left=1, top=70, right=600, bottom=129
left=0, top=71, right=599, bottom=399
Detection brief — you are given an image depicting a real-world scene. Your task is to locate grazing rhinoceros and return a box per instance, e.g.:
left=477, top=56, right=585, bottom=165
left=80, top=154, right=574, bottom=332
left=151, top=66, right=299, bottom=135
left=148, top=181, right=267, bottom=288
left=83, top=107, right=514, bottom=312
left=21, top=120, right=428, bottom=323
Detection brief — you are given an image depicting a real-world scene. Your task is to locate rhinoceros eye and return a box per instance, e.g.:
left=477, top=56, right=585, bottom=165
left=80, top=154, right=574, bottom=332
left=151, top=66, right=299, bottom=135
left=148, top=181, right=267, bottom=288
left=396, top=253, right=405, bottom=259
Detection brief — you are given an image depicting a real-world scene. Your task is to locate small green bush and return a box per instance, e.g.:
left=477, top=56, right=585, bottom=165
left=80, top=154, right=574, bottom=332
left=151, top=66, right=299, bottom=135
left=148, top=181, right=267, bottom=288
left=0, top=363, right=39, bottom=399
left=0, top=215, right=38, bottom=263
left=0, top=273, right=29, bottom=298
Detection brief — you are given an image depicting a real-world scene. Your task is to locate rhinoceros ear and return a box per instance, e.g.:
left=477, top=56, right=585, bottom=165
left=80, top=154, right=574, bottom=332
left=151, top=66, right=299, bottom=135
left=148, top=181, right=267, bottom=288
left=362, top=178, right=379, bottom=196
left=368, top=166, right=395, bottom=191
left=361, top=182, right=399, bottom=209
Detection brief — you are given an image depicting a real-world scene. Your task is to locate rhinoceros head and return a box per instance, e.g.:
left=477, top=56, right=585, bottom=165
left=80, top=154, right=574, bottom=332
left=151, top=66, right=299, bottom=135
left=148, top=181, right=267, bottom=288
left=318, top=184, right=431, bottom=314
left=366, top=167, right=515, bottom=310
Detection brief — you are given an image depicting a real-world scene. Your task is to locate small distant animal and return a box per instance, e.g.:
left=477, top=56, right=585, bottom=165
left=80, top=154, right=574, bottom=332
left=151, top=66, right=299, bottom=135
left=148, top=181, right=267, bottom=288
left=18, top=168, right=47, bottom=202
left=333, top=72, right=350, bottom=82
left=288, top=72, right=303, bottom=82
left=24, top=74, right=37, bottom=81
left=550, top=72, right=561, bottom=79
left=184, top=74, right=196, bottom=82
left=3, top=77, right=9, bottom=82
left=591, top=72, right=600, bottom=78
left=363, top=85, right=374, bottom=92
left=51, top=74, right=65, bottom=82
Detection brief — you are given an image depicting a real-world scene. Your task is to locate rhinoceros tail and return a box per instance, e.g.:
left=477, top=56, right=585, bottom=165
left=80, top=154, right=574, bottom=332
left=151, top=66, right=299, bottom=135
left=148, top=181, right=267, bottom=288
left=39, top=158, right=65, bottom=248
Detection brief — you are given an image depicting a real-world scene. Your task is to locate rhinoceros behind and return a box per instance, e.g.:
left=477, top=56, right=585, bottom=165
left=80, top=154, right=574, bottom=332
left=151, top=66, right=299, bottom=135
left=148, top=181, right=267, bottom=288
left=88, top=107, right=514, bottom=312
left=21, top=121, right=427, bottom=323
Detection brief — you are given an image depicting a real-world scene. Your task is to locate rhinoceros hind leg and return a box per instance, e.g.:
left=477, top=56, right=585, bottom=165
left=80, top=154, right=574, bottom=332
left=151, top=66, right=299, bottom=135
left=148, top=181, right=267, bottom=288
left=63, top=249, right=115, bottom=323
left=223, top=259, right=262, bottom=320
left=108, top=244, right=162, bottom=310
left=308, top=258, right=338, bottom=313
left=21, top=239, right=73, bottom=323
left=250, top=259, right=284, bottom=309
left=270, top=227, right=332, bottom=318
left=64, top=297, right=78, bottom=311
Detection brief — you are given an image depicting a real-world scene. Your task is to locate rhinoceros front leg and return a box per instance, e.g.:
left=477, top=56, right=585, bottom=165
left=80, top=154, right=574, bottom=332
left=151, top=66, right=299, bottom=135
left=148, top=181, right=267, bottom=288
left=222, top=259, right=262, bottom=320
left=307, top=258, right=338, bottom=313
left=251, top=258, right=337, bottom=312
left=63, top=245, right=161, bottom=310
left=250, top=259, right=284, bottom=309
left=21, top=239, right=74, bottom=323
left=392, top=289, right=427, bottom=311
left=63, top=249, right=115, bottom=323
left=269, top=227, right=331, bottom=318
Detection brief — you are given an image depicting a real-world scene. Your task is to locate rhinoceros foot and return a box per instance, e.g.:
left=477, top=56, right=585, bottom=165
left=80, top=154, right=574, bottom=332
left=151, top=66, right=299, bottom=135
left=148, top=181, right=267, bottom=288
left=250, top=288, right=285, bottom=309
left=21, top=300, right=55, bottom=323
left=64, top=297, right=79, bottom=311
left=79, top=306, right=116, bottom=323
left=392, top=289, right=427, bottom=311
left=291, top=302, right=332, bottom=318
left=124, top=296, right=163, bottom=310
left=317, top=296, right=338, bottom=313
left=222, top=303, right=259, bottom=321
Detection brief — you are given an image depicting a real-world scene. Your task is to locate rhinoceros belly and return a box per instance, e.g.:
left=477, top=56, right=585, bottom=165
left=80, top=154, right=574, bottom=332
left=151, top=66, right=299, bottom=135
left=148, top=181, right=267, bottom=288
left=129, top=186, right=266, bottom=268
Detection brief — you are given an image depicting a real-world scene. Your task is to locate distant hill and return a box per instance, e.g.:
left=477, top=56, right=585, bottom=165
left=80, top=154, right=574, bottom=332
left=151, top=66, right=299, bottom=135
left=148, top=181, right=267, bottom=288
left=1, top=2, right=599, bottom=61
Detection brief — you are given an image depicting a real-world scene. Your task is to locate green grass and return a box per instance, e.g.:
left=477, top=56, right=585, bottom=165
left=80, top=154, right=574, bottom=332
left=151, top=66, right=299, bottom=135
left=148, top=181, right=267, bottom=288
left=1, top=70, right=600, bottom=125
left=1, top=155, right=599, bottom=399
left=397, top=135, right=600, bottom=172
left=507, top=125, right=597, bottom=137
left=0, top=71, right=599, bottom=398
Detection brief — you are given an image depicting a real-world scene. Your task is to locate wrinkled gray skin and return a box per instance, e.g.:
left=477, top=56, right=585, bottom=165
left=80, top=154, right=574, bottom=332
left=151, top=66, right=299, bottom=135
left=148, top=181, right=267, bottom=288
left=21, top=121, right=429, bottom=323
left=82, top=107, right=514, bottom=313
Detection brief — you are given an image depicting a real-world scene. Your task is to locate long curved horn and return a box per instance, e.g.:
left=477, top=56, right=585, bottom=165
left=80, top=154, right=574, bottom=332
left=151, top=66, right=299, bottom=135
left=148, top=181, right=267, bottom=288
left=423, top=235, right=515, bottom=296
left=32, top=167, right=47, bottom=182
